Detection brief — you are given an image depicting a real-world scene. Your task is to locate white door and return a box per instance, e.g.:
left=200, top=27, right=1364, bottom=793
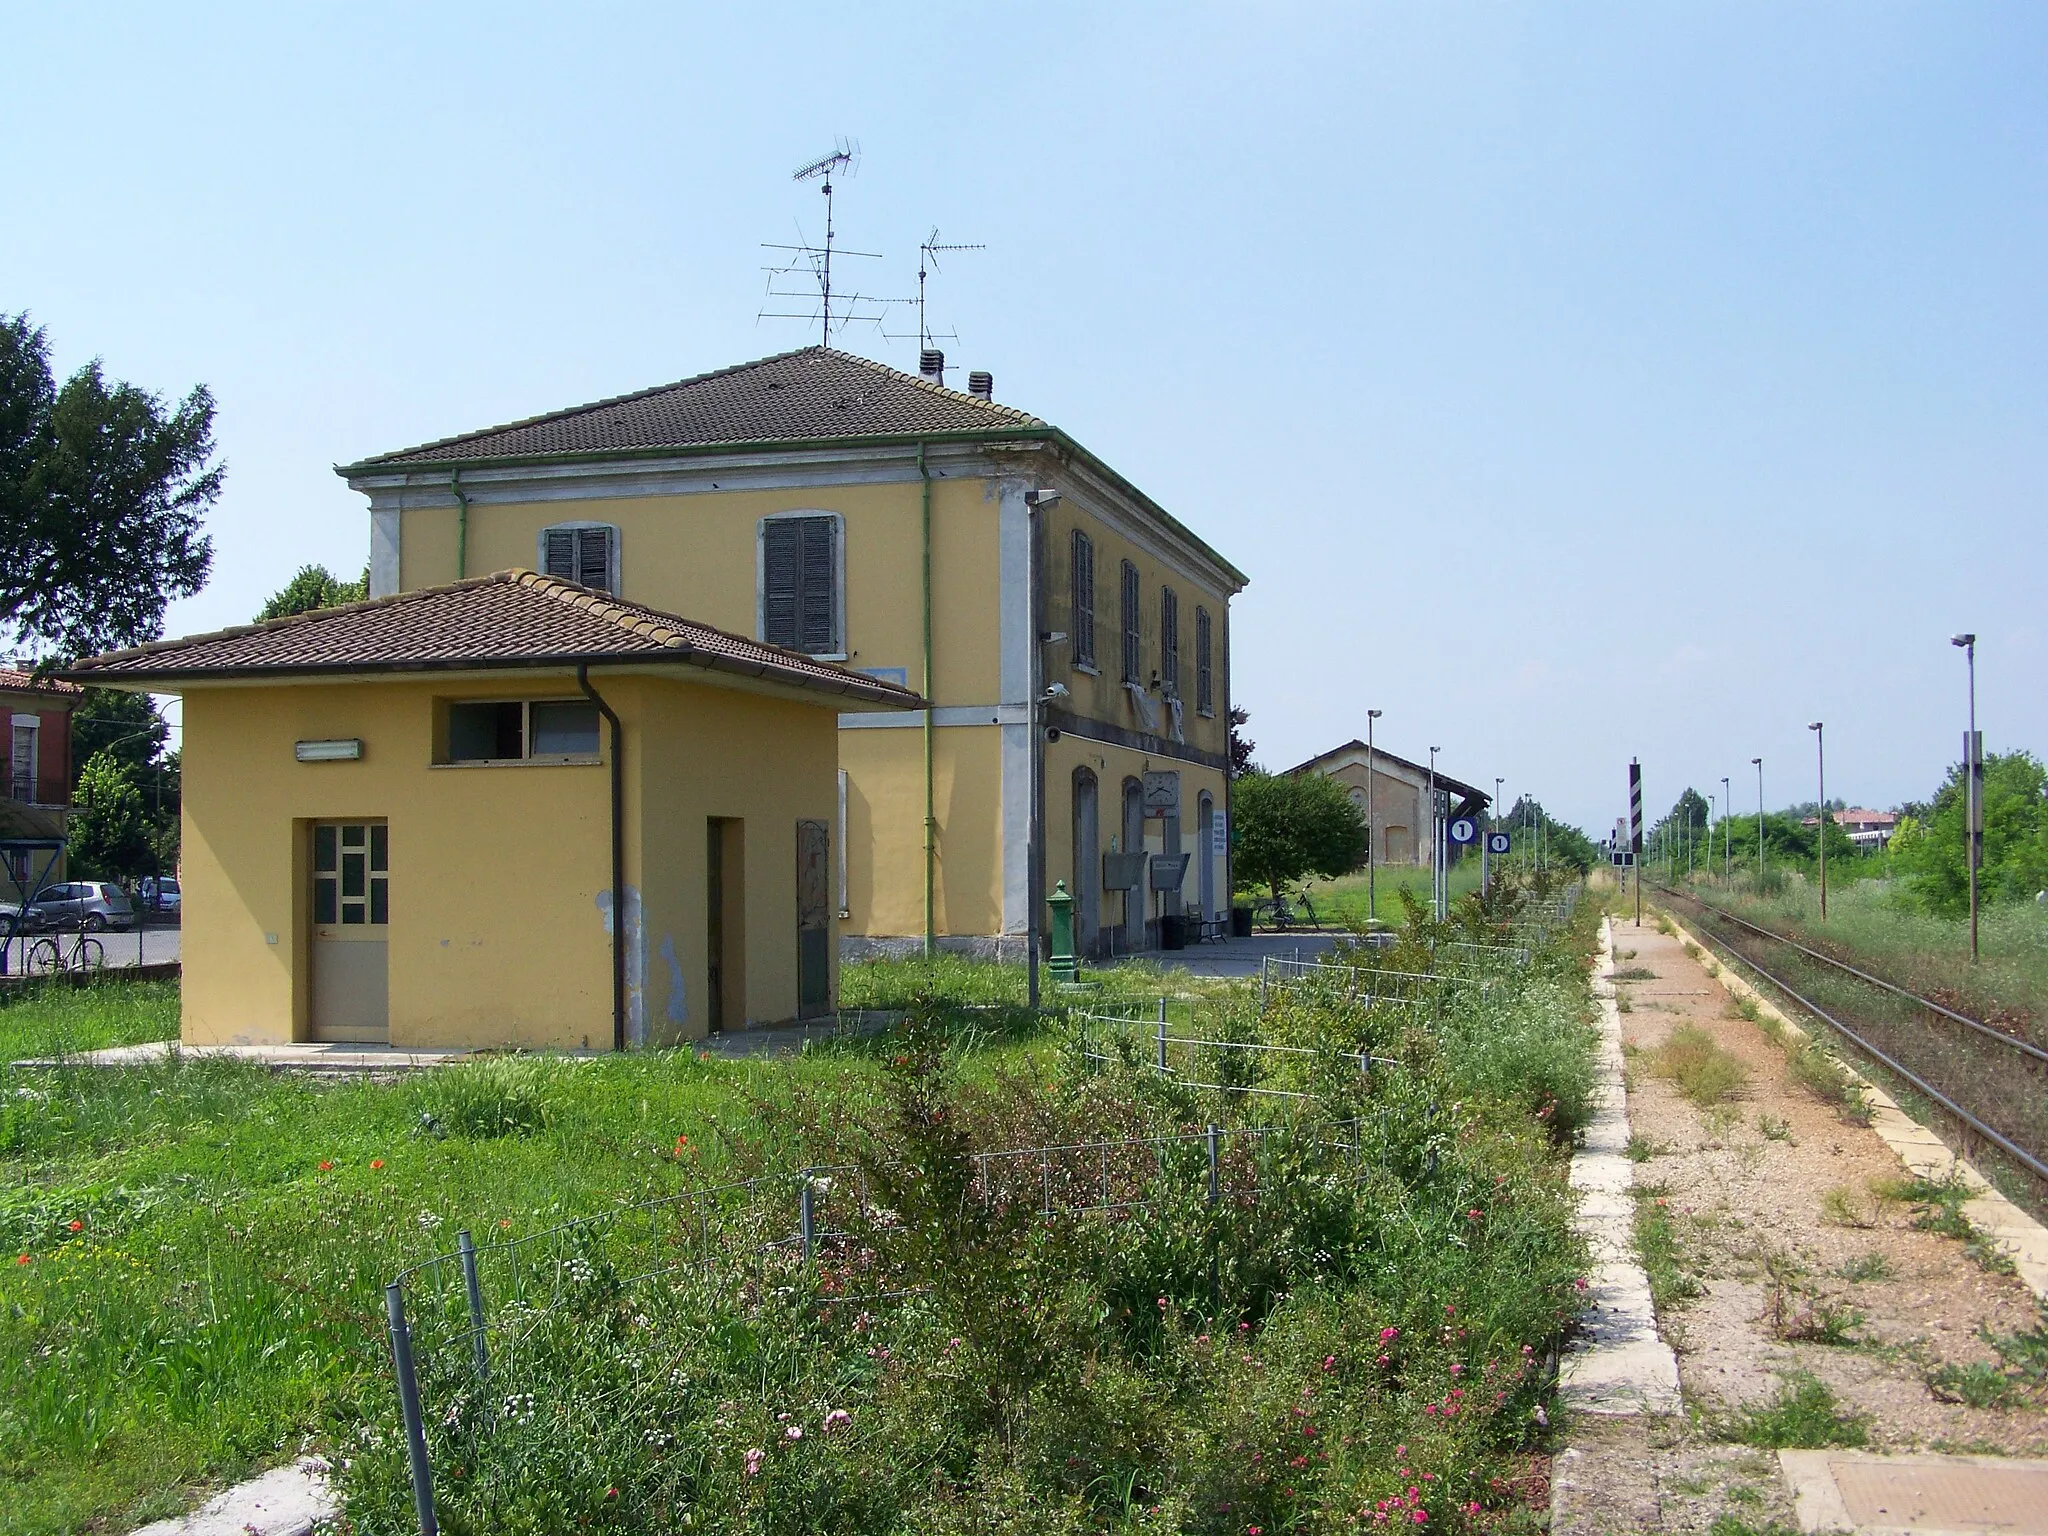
left=310, top=821, right=389, bottom=1043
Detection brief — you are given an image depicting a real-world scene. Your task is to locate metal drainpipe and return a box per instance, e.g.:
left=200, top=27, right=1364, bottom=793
left=577, top=664, right=626, bottom=1051
left=451, top=471, right=470, bottom=580
left=919, top=443, right=935, bottom=959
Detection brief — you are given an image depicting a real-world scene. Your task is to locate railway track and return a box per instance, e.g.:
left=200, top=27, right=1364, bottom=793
left=1651, top=885, right=2048, bottom=1188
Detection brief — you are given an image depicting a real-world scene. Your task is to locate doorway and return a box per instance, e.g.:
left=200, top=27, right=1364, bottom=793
left=1072, top=769, right=1100, bottom=958
left=707, top=819, right=746, bottom=1034
left=309, top=820, right=389, bottom=1043
left=1198, top=793, right=1215, bottom=924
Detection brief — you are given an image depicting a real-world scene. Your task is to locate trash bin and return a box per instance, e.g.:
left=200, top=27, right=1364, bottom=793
left=1230, top=906, right=1253, bottom=939
left=1159, top=914, right=1187, bottom=951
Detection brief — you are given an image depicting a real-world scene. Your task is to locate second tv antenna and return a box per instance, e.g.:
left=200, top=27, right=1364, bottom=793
left=760, top=140, right=888, bottom=345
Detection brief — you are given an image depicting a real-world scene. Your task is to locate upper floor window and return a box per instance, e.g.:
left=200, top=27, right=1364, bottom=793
left=8, top=716, right=38, bottom=803
left=760, top=513, right=843, bottom=657
left=446, top=699, right=601, bottom=764
left=1160, top=587, right=1180, bottom=699
left=540, top=523, right=618, bottom=595
left=1120, top=560, right=1141, bottom=683
left=1195, top=605, right=1214, bottom=715
left=1070, top=530, right=1097, bottom=670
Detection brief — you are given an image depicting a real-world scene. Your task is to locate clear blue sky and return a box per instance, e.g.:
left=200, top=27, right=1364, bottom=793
left=8, top=3, right=2043, bottom=833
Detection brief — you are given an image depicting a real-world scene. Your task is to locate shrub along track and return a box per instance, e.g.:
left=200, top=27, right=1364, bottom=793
left=1655, top=885, right=2048, bottom=1214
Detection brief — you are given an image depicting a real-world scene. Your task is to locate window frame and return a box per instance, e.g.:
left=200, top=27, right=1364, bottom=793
left=1195, top=605, right=1214, bottom=716
left=537, top=521, right=621, bottom=595
left=1160, top=586, right=1180, bottom=700
left=440, top=698, right=603, bottom=767
left=1069, top=529, right=1097, bottom=672
left=1119, top=560, right=1142, bottom=684
left=756, top=510, right=848, bottom=660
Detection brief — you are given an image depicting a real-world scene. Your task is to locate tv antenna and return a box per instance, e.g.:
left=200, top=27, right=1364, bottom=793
left=882, top=227, right=986, bottom=358
left=759, top=140, right=888, bottom=345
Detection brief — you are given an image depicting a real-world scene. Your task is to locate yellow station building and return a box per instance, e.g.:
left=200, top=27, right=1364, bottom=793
left=68, top=571, right=920, bottom=1048
left=335, top=347, right=1248, bottom=962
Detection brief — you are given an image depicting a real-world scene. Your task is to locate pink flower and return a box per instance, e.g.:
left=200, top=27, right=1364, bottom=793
left=1322, top=1354, right=1336, bottom=1371
left=1449, top=1363, right=1462, bottom=1375
left=1411, top=1511, right=1428, bottom=1525
left=1157, top=1296, right=1170, bottom=1309
left=1443, top=1304, right=1456, bottom=1317
left=1466, top=1503, right=1481, bottom=1516
left=1466, top=1209, right=1482, bottom=1222
left=823, top=1409, right=851, bottom=1435
left=1379, top=1327, right=1399, bottom=1342
left=743, top=1448, right=765, bottom=1477
left=1574, top=1276, right=1589, bottom=1291
left=1378, top=1354, right=1392, bottom=1366
left=784, top=1425, right=803, bottom=1441
left=945, top=1336, right=962, bottom=1352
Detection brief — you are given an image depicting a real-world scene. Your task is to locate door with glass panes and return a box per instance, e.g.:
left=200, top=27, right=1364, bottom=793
left=310, top=821, right=389, bottom=1042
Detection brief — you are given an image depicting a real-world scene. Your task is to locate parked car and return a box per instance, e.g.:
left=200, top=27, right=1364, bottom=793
left=14, top=881, right=137, bottom=932
left=138, top=875, right=182, bottom=914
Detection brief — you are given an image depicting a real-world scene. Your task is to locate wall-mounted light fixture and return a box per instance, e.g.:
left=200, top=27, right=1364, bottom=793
left=295, top=738, right=363, bottom=762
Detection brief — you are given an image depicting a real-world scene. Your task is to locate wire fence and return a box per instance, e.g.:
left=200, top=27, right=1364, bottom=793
left=1072, top=998, right=1405, bottom=1100
left=380, top=1116, right=1376, bottom=1536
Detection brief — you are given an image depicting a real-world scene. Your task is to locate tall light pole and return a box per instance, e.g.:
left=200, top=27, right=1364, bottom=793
left=1752, top=757, right=1765, bottom=889
left=1489, top=775, right=1503, bottom=894
left=1428, top=745, right=1441, bottom=919
left=1721, top=775, right=1732, bottom=877
left=1023, top=488, right=1061, bottom=1008
left=1366, top=709, right=1382, bottom=924
left=1808, top=722, right=1827, bottom=920
left=1952, top=633, right=1979, bottom=963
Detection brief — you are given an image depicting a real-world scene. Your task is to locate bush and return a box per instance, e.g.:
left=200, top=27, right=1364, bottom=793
left=1729, top=1375, right=1868, bottom=1449
left=412, top=1056, right=560, bottom=1139
left=1651, top=1026, right=1747, bottom=1106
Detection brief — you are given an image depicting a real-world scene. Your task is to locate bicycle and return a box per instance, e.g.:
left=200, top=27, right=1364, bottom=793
left=27, top=923, right=105, bottom=977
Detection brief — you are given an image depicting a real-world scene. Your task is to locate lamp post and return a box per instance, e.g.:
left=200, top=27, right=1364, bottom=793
left=1489, top=775, right=1503, bottom=894
left=1808, top=722, right=1826, bottom=920
left=1721, top=775, right=1732, bottom=877
left=1752, top=757, right=1764, bottom=888
left=1427, top=745, right=1441, bottom=919
left=1023, top=487, right=1062, bottom=1008
left=1366, top=709, right=1382, bottom=923
left=1952, top=633, right=1979, bottom=963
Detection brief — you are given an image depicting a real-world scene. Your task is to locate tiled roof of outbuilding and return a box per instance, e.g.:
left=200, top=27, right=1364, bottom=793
left=62, top=570, right=924, bottom=708
left=345, top=347, right=1047, bottom=468
left=0, top=668, right=82, bottom=697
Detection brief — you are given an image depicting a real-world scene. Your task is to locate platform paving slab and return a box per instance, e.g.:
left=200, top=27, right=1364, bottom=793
left=1780, top=1449, right=2048, bottom=1536
left=128, top=1457, right=336, bottom=1536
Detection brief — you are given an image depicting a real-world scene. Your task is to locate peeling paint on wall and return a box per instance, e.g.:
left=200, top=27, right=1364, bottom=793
left=595, top=886, right=649, bottom=1048
left=658, top=933, right=687, bottom=1030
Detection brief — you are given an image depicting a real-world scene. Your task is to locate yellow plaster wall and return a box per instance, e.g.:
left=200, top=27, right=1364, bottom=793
left=179, top=668, right=840, bottom=1050
left=838, top=724, right=1003, bottom=940
left=1042, top=732, right=1229, bottom=938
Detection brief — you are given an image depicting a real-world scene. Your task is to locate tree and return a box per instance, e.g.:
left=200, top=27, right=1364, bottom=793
left=1891, top=751, right=2048, bottom=915
left=257, top=563, right=369, bottom=621
left=1230, top=771, right=1367, bottom=903
left=1227, top=705, right=1257, bottom=778
left=71, top=687, right=170, bottom=783
left=0, top=313, right=220, bottom=660
left=67, top=750, right=157, bottom=882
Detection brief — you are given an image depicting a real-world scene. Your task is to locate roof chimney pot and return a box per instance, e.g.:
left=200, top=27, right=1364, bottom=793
left=967, top=370, right=993, bottom=400
left=919, top=348, right=945, bottom=384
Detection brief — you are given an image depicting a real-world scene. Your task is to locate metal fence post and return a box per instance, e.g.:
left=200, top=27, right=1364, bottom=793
left=1156, top=999, right=1168, bottom=1071
left=456, top=1230, right=489, bottom=1386
left=385, top=1281, right=439, bottom=1536
left=1205, top=1123, right=1219, bottom=1206
left=799, top=1172, right=816, bottom=1264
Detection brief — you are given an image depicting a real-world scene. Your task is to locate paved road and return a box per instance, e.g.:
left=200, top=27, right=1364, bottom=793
left=1, top=922, right=180, bottom=976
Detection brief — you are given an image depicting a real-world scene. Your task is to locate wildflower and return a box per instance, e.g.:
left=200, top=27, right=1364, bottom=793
left=1379, top=1326, right=1399, bottom=1342
left=785, top=1425, right=803, bottom=1441
left=66, top=1220, right=82, bottom=1232
left=1396, top=1445, right=1407, bottom=1457
left=1443, top=1304, right=1456, bottom=1317
left=823, top=1408, right=851, bottom=1435
left=1378, top=1354, right=1392, bottom=1366
left=1533, top=1404, right=1549, bottom=1428
left=1466, top=1503, right=1480, bottom=1517
left=1240, top=1321, right=1252, bottom=1332
left=499, top=1218, right=512, bottom=1228
left=1248, top=1527, right=1263, bottom=1535
left=1449, top=1363, right=1462, bottom=1376
left=605, top=1487, right=617, bottom=1499
left=1411, top=1511, right=1428, bottom=1525
left=743, top=1447, right=765, bottom=1477
left=14, top=1255, right=27, bottom=1266
left=1466, top=1208, right=1482, bottom=1222
left=318, top=1161, right=333, bottom=1171
left=1322, top=1354, right=1336, bottom=1371
left=945, top=1336, right=962, bottom=1351
left=371, top=1159, right=385, bottom=1170
left=1157, top=1296, right=1170, bottom=1310
left=1573, top=1276, right=1589, bottom=1291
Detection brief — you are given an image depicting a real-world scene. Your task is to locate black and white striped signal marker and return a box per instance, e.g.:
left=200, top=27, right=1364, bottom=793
left=1628, top=758, right=1643, bottom=856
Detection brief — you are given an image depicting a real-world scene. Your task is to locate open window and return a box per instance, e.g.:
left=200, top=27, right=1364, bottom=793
left=444, top=699, right=601, bottom=764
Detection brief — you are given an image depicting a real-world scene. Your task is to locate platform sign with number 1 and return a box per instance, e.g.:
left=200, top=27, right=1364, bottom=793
left=1486, top=832, right=1511, bottom=856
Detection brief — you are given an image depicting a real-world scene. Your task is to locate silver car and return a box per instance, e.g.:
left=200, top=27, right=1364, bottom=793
left=23, top=881, right=137, bottom=932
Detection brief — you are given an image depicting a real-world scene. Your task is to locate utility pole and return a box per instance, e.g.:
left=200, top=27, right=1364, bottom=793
left=1952, top=634, right=1980, bottom=963
left=1366, top=709, right=1382, bottom=924
left=1024, top=488, right=1062, bottom=1008
left=1809, top=722, right=1827, bottom=920
left=1721, top=776, right=1732, bottom=878
left=1752, top=757, right=1765, bottom=889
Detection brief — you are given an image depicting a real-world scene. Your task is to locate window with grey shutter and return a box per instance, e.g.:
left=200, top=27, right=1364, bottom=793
left=1160, top=587, right=1179, bottom=699
left=542, top=525, right=616, bottom=594
left=1195, top=606, right=1213, bottom=714
left=1070, top=530, right=1096, bottom=668
left=1120, top=560, right=1141, bottom=683
left=762, top=515, right=839, bottom=654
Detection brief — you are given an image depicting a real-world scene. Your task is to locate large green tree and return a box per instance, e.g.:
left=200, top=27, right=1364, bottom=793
left=257, top=563, right=369, bottom=621
left=1230, top=771, right=1367, bottom=903
left=67, top=751, right=157, bottom=882
left=1891, top=751, right=2048, bottom=915
left=1, top=313, right=220, bottom=660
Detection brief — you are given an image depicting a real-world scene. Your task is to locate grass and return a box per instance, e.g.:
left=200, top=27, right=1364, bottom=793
left=1632, top=1185, right=1699, bottom=1311
left=2, top=885, right=1605, bottom=1536
left=1835, top=1252, right=1893, bottom=1283
left=1876, top=1174, right=2019, bottom=1275
left=1727, top=1375, right=1869, bottom=1449
left=1296, top=861, right=1485, bottom=929
left=1651, top=1025, right=1748, bottom=1106
left=0, top=979, right=180, bottom=1061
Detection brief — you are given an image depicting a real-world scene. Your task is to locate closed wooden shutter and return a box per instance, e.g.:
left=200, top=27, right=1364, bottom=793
left=543, top=526, right=614, bottom=593
left=1160, top=587, right=1179, bottom=699
left=1196, top=606, right=1213, bottom=713
left=763, top=516, right=838, bottom=654
left=1121, top=561, right=1141, bottom=682
left=1071, top=531, right=1095, bottom=667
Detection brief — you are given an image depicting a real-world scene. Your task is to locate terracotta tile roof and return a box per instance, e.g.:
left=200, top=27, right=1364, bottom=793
left=1287, top=740, right=1489, bottom=805
left=0, top=668, right=83, bottom=698
left=345, top=346, right=1048, bottom=469
left=61, top=570, right=924, bottom=708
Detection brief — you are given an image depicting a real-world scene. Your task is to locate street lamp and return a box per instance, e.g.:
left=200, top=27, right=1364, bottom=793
left=1428, top=745, right=1441, bottom=919
left=1366, top=709, right=1382, bottom=924
left=1808, top=722, right=1826, bottom=920
left=1751, top=757, right=1764, bottom=888
left=1721, top=775, right=1732, bottom=877
left=1490, top=776, right=1503, bottom=894
left=1023, top=487, right=1061, bottom=1008
left=1952, top=633, right=1979, bottom=963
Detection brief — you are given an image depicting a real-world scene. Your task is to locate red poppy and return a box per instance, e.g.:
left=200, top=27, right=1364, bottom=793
left=67, top=1220, right=83, bottom=1232
left=14, top=1254, right=28, bottom=1266
left=371, top=1159, right=385, bottom=1170
left=319, top=1161, right=333, bottom=1171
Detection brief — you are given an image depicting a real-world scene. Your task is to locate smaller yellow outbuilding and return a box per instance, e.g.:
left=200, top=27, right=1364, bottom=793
left=66, top=570, right=921, bottom=1050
